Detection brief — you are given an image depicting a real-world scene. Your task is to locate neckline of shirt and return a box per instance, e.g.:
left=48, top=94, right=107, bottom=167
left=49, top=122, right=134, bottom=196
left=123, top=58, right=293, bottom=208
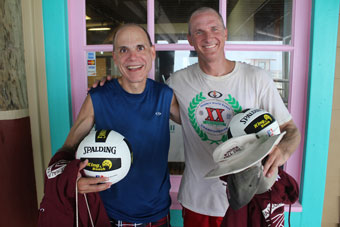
left=113, top=78, right=149, bottom=98
left=196, top=61, right=240, bottom=81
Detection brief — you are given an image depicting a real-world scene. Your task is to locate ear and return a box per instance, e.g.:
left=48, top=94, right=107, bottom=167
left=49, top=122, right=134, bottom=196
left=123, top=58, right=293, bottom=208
left=112, top=51, right=117, bottom=63
left=150, top=45, right=156, bottom=61
left=224, top=28, right=228, bottom=41
left=187, top=34, right=194, bottom=46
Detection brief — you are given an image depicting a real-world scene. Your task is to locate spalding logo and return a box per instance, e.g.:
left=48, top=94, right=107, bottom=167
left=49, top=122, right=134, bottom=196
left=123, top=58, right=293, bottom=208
left=239, top=109, right=262, bottom=124
left=83, top=146, right=116, bottom=155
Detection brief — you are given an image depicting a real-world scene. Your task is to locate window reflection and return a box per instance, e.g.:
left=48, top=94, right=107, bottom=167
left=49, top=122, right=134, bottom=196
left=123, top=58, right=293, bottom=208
left=86, top=0, right=292, bottom=45
left=86, top=51, right=120, bottom=88
left=155, top=0, right=219, bottom=44
left=226, top=0, right=292, bottom=44
left=86, top=0, right=147, bottom=45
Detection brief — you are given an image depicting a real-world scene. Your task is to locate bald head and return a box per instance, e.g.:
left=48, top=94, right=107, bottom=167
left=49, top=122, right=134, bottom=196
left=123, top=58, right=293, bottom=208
left=188, top=7, right=225, bottom=35
left=113, top=24, right=152, bottom=51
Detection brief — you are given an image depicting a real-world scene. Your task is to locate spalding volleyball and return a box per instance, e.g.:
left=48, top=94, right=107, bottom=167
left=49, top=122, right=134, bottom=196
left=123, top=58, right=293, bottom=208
left=227, top=108, right=280, bottom=139
left=76, top=129, right=132, bottom=184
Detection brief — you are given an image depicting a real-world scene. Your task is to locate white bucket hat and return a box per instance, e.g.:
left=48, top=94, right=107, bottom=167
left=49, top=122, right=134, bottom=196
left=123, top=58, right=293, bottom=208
left=205, top=132, right=285, bottom=178
left=205, top=132, right=286, bottom=210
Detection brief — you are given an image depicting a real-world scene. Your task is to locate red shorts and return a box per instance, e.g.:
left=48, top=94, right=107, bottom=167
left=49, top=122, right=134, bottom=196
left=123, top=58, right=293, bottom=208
left=182, top=207, right=223, bottom=227
left=110, top=214, right=170, bottom=227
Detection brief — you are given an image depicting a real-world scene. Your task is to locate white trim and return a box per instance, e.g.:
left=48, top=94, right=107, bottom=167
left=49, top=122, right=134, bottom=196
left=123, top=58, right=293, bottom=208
left=0, top=109, right=29, bottom=120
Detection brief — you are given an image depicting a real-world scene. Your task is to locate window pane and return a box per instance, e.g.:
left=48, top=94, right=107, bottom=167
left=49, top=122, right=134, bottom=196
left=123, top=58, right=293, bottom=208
left=86, top=0, right=147, bottom=45
left=155, top=0, right=219, bottom=44
left=225, top=50, right=290, bottom=105
left=156, top=50, right=290, bottom=104
left=86, top=51, right=120, bottom=88
left=226, top=0, right=292, bottom=44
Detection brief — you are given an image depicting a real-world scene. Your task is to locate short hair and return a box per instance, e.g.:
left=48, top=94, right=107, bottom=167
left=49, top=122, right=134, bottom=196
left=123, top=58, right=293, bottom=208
left=188, top=7, right=225, bottom=35
left=112, top=23, right=152, bottom=51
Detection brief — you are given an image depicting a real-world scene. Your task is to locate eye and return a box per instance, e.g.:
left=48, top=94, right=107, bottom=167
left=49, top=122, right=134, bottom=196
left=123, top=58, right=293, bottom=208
left=211, top=27, right=219, bottom=32
left=119, top=47, right=128, bottom=53
left=137, top=45, right=145, bottom=51
left=195, top=31, right=202, bottom=36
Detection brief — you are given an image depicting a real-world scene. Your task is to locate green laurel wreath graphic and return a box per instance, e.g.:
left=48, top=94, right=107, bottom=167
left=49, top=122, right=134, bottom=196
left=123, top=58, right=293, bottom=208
left=225, top=94, right=242, bottom=113
left=188, top=93, right=242, bottom=144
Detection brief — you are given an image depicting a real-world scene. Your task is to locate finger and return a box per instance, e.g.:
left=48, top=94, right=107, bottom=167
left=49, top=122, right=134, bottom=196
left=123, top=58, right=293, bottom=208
left=107, top=75, right=112, bottom=80
left=263, top=154, right=275, bottom=177
left=266, top=165, right=277, bottom=178
left=78, top=177, right=112, bottom=194
left=92, top=79, right=100, bottom=88
left=99, top=77, right=107, bottom=86
left=79, top=182, right=112, bottom=194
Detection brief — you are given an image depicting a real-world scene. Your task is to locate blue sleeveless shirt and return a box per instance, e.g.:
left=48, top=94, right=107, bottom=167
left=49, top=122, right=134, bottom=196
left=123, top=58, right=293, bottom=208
left=89, top=79, right=173, bottom=223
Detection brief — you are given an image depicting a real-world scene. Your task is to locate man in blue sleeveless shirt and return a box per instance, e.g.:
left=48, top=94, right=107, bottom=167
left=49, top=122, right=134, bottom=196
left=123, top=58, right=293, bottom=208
left=60, top=24, right=181, bottom=226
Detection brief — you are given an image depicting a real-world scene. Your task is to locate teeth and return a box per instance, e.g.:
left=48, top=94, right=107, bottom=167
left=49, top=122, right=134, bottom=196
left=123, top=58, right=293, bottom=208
left=205, top=44, right=216, bottom=49
left=127, top=65, right=142, bottom=69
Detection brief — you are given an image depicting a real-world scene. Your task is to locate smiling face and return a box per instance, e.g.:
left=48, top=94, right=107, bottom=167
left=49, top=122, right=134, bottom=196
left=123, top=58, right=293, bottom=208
left=188, top=10, right=227, bottom=63
left=113, top=25, right=155, bottom=87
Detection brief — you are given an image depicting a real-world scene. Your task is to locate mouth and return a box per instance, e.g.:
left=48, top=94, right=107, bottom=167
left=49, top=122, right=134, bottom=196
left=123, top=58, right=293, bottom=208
left=126, top=65, right=144, bottom=71
left=203, top=44, right=217, bottom=49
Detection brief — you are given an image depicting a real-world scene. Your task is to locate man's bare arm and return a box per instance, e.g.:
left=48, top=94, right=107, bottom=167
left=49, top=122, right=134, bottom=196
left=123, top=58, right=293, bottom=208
left=61, top=95, right=95, bottom=152
left=58, top=95, right=112, bottom=193
left=170, top=93, right=181, bottom=124
left=263, top=119, right=301, bottom=177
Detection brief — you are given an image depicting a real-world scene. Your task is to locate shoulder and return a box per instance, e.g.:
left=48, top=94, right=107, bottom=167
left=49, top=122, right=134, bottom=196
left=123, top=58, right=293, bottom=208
left=169, top=63, right=198, bottom=82
left=237, top=62, right=273, bottom=82
left=174, top=63, right=197, bottom=76
left=148, top=79, right=173, bottom=93
left=88, top=80, right=115, bottom=96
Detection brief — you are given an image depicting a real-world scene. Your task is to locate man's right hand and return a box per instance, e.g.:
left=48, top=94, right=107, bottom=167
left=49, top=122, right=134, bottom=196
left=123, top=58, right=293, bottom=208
left=88, top=75, right=112, bottom=91
left=77, top=159, right=112, bottom=194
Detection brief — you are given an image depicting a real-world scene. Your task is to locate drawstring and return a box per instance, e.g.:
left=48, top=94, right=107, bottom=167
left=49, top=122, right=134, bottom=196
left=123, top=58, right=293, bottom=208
left=288, top=204, right=291, bottom=227
left=84, top=194, right=95, bottom=227
left=76, top=177, right=94, bottom=227
left=269, top=192, right=272, bottom=226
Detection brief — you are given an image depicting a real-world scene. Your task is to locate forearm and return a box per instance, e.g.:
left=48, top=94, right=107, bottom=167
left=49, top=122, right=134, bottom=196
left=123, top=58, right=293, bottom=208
left=278, top=119, right=301, bottom=163
left=59, top=95, right=95, bottom=155
left=170, top=93, right=181, bottom=124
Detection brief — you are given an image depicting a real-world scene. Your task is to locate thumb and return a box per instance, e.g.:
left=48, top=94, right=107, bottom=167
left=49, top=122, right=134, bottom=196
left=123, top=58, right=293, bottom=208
left=79, top=159, right=88, bottom=171
left=77, top=159, right=88, bottom=179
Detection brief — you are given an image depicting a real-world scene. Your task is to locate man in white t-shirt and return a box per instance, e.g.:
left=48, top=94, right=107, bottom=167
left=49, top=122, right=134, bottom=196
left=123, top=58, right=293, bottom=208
left=166, top=7, right=301, bottom=227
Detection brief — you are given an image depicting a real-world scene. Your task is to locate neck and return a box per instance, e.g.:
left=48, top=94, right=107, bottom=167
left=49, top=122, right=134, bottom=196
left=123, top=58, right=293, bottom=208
left=198, top=58, right=235, bottom=77
left=118, top=77, right=147, bottom=94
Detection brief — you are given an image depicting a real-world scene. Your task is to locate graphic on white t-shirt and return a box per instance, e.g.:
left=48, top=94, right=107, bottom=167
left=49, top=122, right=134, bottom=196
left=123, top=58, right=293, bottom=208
left=188, top=91, right=243, bottom=145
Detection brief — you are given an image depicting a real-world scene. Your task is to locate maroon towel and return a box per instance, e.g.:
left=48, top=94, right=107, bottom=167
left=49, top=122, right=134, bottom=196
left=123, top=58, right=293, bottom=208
left=221, top=168, right=299, bottom=227
left=37, top=151, right=111, bottom=227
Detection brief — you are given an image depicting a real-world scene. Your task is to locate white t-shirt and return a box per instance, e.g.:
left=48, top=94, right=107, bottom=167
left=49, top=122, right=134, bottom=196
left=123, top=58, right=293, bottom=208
left=167, top=61, right=291, bottom=217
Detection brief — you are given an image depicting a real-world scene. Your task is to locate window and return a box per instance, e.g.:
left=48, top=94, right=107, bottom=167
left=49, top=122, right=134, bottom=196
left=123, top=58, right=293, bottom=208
left=69, top=0, right=310, bottom=211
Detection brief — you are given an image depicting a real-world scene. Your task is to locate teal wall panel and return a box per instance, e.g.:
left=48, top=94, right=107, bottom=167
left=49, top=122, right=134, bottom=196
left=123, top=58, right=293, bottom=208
left=298, top=0, right=340, bottom=226
left=42, top=0, right=72, bottom=155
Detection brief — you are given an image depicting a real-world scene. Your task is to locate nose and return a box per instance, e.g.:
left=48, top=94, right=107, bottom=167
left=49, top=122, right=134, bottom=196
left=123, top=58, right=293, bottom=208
left=204, top=32, right=212, bottom=41
left=127, top=49, right=138, bottom=59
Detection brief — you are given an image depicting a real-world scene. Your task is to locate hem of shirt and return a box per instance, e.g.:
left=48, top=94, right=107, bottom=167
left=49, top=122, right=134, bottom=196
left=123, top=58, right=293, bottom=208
left=177, top=199, right=227, bottom=217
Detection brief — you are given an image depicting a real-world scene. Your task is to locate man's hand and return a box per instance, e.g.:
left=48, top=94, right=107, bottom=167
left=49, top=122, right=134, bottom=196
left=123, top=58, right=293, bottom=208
left=88, top=75, right=113, bottom=91
left=77, top=159, right=112, bottom=194
left=262, top=146, right=289, bottom=177
left=263, top=119, right=301, bottom=177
